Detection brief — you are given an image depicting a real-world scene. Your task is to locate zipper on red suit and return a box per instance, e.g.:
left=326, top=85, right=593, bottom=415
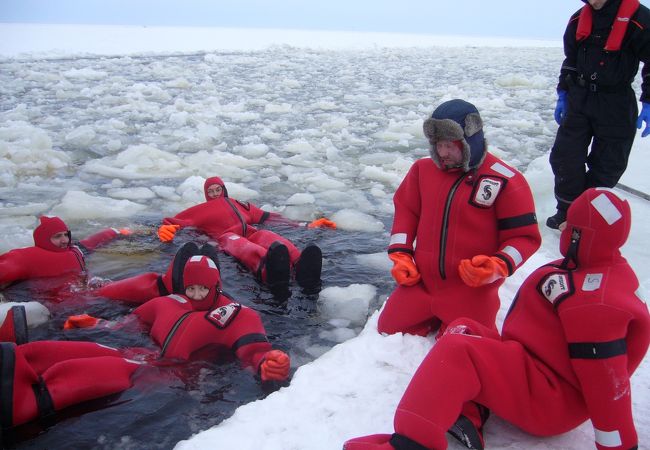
left=438, top=172, right=470, bottom=279
left=160, top=311, right=192, bottom=358
left=224, top=198, right=247, bottom=235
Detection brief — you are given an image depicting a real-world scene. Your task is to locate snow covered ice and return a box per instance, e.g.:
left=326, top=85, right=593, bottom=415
left=1, top=24, right=649, bottom=450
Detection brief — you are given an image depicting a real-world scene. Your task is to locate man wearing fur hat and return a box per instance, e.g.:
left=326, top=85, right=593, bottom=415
left=0, top=215, right=130, bottom=290
left=547, top=0, right=650, bottom=229
left=378, top=99, right=541, bottom=336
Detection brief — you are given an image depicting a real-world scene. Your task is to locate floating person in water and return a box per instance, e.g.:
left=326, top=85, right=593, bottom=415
left=345, top=188, right=650, bottom=450
left=0, top=339, right=140, bottom=434
left=66, top=252, right=291, bottom=384
left=0, top=215, right=131, bottom=291
left=156, top=176, right=335, bottom=294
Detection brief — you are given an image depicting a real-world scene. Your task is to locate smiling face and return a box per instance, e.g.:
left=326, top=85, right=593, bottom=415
left=205, top=184, right=224, bottom=199
left=185, top=284, right=210, bottom=301
left=49, top=231, right=71, bottom=249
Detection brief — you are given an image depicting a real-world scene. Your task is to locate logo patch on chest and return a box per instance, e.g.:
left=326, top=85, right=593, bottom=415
left=206, top=303, right=241, bottom=328
left=470, top=176, right=505, bottom=208
left=537, top=272, right=574, bottom=306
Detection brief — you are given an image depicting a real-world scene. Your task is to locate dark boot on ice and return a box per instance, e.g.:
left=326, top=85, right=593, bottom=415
left=545, top=209, right=567, bottom=230
left=447, top=402, right=489, bottom=450
left=0, top=305, right=28, bottom=344
left=263, top=242, right=290, bottom=296
left=295, top=244, right=322, bottom=293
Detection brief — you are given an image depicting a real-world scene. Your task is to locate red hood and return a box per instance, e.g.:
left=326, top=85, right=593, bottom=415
left=183, top=255, right=222, bottom=310
left=33, top=216, right=70, bottom=252
left=203, top=176, right=228, bottom=201
left=560, top=188, right=631, bottom=267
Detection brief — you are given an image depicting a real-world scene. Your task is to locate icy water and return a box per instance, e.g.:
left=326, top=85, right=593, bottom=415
left=0, top=46, right=568, bottom=448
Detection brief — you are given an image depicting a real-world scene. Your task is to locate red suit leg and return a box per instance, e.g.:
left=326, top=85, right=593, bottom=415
left=377, top=284, right=439, bottom=336
left=96, top=272, right=162, bottom=304
left=218, top=232, right=266, bottom=275
left=394, top=333, right=587, bottom=449
left=247, top=229, right=301, bottom=265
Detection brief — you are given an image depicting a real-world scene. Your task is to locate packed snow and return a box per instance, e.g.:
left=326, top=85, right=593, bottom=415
left=0, top=23, right=648, bottom=450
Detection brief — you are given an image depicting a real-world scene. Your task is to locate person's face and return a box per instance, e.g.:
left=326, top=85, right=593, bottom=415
left=50, top=231, right=70, bottom=249
left=588, top=0, right=608, bottom=10
left=206, top=184, right=224, bottom=199
left=185, top=284, right=210, bottom=300
left=435, top=140, right=463, bottom=169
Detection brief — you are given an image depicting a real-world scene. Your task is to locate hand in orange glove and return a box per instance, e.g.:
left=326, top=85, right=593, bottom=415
left=307, top=218, right=337, bottom=229
left=260, top=350, right=290, bottom=381
left=113, top=227, right=132, bottom=236
left=63, top=314, right=101, bottom=330
left=458, top=255, right=508, bottom=288
left=157, top=224, right=180, bottom=242
left=389, top=252, right=421, bottom=286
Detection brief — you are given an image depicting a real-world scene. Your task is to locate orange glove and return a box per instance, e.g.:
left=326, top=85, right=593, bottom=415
left=63, top=314, right=101, bottom=330
left=115, top=227, right=132, bottom=236
left=307, top=218, right=337, bottom=229
left=458, top=255, right=508, bottom=288
left=157, top=224, right=180, bottom=242
left=388, top=252, right=421, bottom=286
left=260, top=350, right=290, bottom=381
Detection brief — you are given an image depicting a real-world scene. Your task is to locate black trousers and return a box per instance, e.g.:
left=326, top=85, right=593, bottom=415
left=549, top=86, right=637, bottom=211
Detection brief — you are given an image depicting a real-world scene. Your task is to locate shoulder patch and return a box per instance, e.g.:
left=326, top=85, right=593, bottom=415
left=489, top=162, right=515, bottom=178
left=236, top=200, right=251, bottom=210
left=470, top=175, right=506, bottom=208
left=582, top=273, right=603, bottom=292
left=206, top=303, right=241, bottom=329
left=537, top=271, right=574, bottom=307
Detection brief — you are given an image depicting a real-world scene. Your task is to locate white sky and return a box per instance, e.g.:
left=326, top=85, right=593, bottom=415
left=0, top=0, right=582, bottom=40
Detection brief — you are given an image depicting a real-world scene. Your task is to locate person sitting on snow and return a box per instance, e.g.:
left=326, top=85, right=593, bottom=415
left=0, top=215, right=130, bottom=290
left=379, top=99, right=541, bottom=337
left=65, top=253, right=291, bottom=384
left=344, top=188, right=650, bottom=450
left=156, top=176, right=335, bottom=294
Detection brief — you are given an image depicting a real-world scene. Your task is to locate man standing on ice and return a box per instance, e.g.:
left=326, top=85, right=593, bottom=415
left=547, top=0, right=650, bottom=229
left=378, top=99, right=541, bottom=336
left=345, top=188, right=650, bottom=450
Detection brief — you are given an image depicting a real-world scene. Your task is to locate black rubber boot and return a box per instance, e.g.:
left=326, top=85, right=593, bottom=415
left=295, top=244, right=322, bottom=293
left=171, top=242, right=201, bottom=294
left=447, top=403, right=489, bottom=450
left=546, top=209, right=567, bottom=230
left=264, top=242, right=290, bottom=297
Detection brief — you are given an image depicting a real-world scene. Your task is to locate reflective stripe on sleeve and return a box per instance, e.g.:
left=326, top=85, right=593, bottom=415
left=500, top=245, right=523, bottom=267
left=594, top=428, right=622, bottom=447
left=390, top=233, right=407, bottom=246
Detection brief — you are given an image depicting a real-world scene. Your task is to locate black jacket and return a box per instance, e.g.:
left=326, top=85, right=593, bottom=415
left=558, top=0, right=650, bottom=102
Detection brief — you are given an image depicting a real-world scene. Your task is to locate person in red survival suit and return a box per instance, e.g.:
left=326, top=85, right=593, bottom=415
left=156, top=176, right=336, bottom=294
left=66, top=255, right=291, bottom=384
left=0, top=340, right=140, bottom=433
left=378, top=99, right=541, bottom=337
left=0, top=216, right=130, bottom=291
left=344, top=188, right=650, bottom=450
left=95, top=241, right=220, bottom=305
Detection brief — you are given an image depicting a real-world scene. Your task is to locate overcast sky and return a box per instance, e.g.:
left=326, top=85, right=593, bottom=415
left=0, top=0, right=583, bottom=40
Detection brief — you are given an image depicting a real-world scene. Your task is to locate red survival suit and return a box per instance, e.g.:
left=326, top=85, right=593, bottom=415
left=379, top=100, right=541, bottom=335
left=133, top=255, right=289, bottom=379
left=0, top=340, right=139, bottom=431
left=164, top=176, right=301, bottom=282
left=0, top=216, right=121, bottom=289
left=345, top=188, right=650, bottom=450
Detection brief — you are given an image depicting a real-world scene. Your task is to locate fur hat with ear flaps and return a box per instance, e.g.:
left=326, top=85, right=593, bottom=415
left=423, top=99, right=487, bottom=172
